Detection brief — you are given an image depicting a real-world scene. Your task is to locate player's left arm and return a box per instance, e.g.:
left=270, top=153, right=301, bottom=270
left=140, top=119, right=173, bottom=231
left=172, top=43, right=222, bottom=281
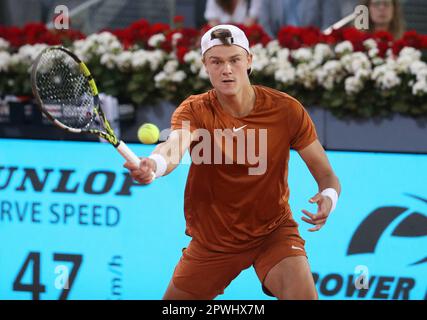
left=297, top=139, right=341, bottom=232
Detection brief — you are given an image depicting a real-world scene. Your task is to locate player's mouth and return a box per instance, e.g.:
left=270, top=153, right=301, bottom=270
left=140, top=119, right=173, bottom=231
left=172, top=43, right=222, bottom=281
left=222, top=79, right=235, bottom=84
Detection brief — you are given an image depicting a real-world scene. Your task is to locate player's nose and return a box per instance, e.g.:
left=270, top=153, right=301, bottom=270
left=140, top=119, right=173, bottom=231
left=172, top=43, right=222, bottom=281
left=222, top=62, right=233, bottom=75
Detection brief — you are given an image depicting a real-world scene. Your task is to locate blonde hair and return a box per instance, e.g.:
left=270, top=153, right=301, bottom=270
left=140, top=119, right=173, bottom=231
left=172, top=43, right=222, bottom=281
left=360, top=0, right=406, bottom=39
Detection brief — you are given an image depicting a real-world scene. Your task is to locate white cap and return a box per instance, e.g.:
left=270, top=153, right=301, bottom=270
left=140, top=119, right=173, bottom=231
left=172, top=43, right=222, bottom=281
left=201, top=24, right=250, bottom=56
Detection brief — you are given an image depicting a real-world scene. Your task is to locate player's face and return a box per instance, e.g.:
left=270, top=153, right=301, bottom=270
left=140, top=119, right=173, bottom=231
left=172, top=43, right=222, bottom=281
left=203, top=45, right=252, bottom=96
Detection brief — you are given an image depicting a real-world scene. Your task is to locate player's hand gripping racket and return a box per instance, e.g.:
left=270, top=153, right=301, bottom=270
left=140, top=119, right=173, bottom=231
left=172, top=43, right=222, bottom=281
left=31, top=46, right=154, bottom=180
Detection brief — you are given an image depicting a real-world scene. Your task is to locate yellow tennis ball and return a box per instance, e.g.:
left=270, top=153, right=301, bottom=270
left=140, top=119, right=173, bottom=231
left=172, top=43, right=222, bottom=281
left=137, top=123, right=160, bottom=144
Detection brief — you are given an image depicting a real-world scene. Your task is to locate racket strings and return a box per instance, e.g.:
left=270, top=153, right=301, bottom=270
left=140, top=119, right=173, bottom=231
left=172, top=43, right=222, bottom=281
left=35, top=49, right=96, bottom=129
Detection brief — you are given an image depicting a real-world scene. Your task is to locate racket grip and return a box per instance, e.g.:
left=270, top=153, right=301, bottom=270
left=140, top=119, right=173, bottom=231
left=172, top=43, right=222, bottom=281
left=117, top=141, right=156, bottom=182
left=116, top=141, right=141, bottom=166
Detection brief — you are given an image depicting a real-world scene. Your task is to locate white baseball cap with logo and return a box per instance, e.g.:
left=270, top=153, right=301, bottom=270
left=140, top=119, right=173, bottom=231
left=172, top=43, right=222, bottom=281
left=200, top=24, right=250, bottom=56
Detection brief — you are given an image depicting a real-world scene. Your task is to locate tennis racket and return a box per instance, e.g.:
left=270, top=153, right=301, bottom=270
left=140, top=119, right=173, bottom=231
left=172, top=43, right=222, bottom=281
left=31, top=46, right=152, bottom=176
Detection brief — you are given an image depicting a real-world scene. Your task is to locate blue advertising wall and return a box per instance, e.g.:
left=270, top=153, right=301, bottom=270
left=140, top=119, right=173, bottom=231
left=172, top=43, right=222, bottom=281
left=0, top=138, right=426, bottom=300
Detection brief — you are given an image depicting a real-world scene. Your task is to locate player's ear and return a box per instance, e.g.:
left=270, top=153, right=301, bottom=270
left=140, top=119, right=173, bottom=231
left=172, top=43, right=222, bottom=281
left=202, top=57, right=209, bottom=75
left=247, top=53, right=253, bottom=75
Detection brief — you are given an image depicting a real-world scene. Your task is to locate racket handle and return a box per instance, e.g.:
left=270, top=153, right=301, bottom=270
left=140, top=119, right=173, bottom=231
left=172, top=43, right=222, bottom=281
left=116, top=141, right=141, bottom=166
left=116, top=141, right=156, bottom=182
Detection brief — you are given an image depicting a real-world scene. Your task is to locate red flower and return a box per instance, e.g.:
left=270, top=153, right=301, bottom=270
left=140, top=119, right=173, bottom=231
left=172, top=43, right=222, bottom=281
left=3, top=26, right=25, bottom=48
left=341, top=27, right=369, bottom=51
left=300, top=27, right=321, bottom=47
left=371, top=31, right=393, bottom=43
left=149, top=23, right=170, bottom=37
left=176, top=46, right=188, bottom=63
left=421, top=35, right=427, bottom=49
left=173, top=16, right=184, bottom=25
left=392, top=30, right=424, bottom=55
left=238, top=24, right=271, bottom=47
left=175, top=28, right=200, bottom=49
left=392, top=39, right=408, bottom=55
left=400, top=30, right=423, bottom=49
left=371, top=31, right=393, bottom=57
left=277, top=26, right=304, bottom=49
left=321, top=31, right=340, bottom=45
left=129, top=19, right=150, bottom=32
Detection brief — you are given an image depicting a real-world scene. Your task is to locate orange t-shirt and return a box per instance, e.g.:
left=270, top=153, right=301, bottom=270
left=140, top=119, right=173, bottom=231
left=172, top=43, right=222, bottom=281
left=171, top=85, right=317, bottom=252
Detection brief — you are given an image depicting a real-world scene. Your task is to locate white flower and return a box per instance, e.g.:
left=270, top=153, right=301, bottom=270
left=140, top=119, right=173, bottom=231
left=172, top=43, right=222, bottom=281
left=373, top=66, right=401, bottom=90
left=313, top=44, right=333, bottom=65
left=72, top=31, right=122, bottom=60
left=9, top=44, right=48, bottom=69
left=273, top=49, right=295, bottom=84
left=0, top=38, right=10, bottom=51
left=292, top=48, right=313, bottom=63
left=164, top=60, right=178, bottom=74
left=409, top=61, right=427, bottom=76
left=341, top=52, right=371, bottom=74
left=275, top=48, right=291, bottom=70
left=399, top=47, right=422, bottom=61
left=183, top=50, right=201, bottom=63
left=21, top=44, right=48, bottom=61
left=199, top=67, right=209, bottom=79
left=148, top=33, right=166, bottom=48
left=368, top=48, right=379, bottom=58
left=131, top=49, right=165, bottom=71
left=100, top=53, right=116, bottom=69
left=132, top=49, right=166, bottom=71
left=274, top=66, right=296, bottom=85
left=372, top=57, right=385, bottom=66
left=155, top=58, right=187, bottom=88
left=412, top=79, right=427, bottom=95
left=114, top=51, right=133, bottom=71
left=252, top=55, right=270, bottom=73
left=335, top=41, right=354, bottom=55
left=148, top=50, right=165, bottom=71
left=355, top=68, right=371, bottom=80
left=0, top=51, right=11, bottom=71
left=171, top=70, right=186, bottom=82
left=266, top=40, right=281, bottom=55
left=130, top=50, right=149, bottom=69
left=363, top=39, right=378, bottom=50
left=184, top=50, right=203, bottom=73
left=295, top=63, right=316, bottom=89
left=154, top=71, right=167, bottom=87
left=172, top=33, right=183, bottom=47
left=345, top=76, right=364, bottom=94
left=397, top=48, right=423, bottom=73
left=316, top=60, right=345, bottom=90
left=251, top=45, right=271, bottom=73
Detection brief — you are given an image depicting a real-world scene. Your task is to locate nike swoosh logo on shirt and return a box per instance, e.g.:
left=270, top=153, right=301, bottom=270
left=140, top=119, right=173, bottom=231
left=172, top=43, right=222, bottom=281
left=292, top=245, right=304, bottom=251
left=232, top=125, right=247, bottom=132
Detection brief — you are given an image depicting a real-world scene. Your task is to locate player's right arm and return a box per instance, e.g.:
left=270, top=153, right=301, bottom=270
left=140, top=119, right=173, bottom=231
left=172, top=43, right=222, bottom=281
left=123, top=128, right=193, bottom=184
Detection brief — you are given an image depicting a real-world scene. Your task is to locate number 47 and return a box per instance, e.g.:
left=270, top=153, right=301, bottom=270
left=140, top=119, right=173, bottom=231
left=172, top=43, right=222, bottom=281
left=13, top=252, right=82, bottom=300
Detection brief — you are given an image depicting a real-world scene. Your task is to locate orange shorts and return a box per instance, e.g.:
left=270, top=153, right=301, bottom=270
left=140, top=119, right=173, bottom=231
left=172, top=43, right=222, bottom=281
left=171, top=216, right=307, bottom=299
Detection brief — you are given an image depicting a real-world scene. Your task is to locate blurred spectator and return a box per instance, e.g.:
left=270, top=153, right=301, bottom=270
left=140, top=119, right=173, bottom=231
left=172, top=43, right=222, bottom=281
left=360, top=0, right=406, bottom=38
left=258, top=0, right=342, bottom=37
left=204, top=0, right=262, bottom=26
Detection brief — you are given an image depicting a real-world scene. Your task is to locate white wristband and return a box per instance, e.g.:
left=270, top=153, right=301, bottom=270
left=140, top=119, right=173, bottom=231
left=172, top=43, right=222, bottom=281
left=148, top=154, right=167, bottom=178
left=321, top=188, right=338, bottom=213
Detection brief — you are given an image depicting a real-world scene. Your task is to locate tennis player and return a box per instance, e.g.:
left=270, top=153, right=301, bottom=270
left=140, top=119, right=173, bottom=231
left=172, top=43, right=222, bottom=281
left=124, top=25, right=341, bottom=300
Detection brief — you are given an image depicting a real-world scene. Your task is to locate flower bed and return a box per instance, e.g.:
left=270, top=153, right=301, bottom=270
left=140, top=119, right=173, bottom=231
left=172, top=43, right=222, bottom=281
left=0, top=19, right=426, bottom=118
